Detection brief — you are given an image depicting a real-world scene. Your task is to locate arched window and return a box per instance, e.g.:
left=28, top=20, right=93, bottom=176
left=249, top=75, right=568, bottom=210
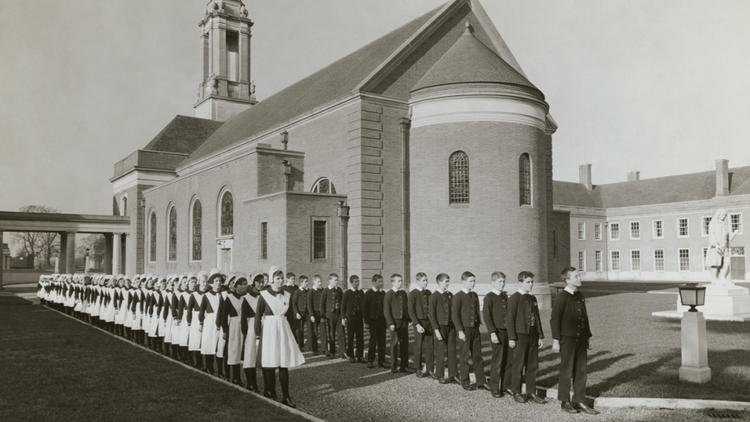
left=311, top=177, right=337, bottom=194
left=149, top=212, right=156, bottom=262
left=519, top=153, right=532, bottom=206
left=168, top=205, right=177, bottom=261
left=449, top=151, right=470, bottom=204
left=120, top=196, right=127, bottom=217
left=191, top=199, right=202, bottom=261
left=220, top=191, right=233, bottom=236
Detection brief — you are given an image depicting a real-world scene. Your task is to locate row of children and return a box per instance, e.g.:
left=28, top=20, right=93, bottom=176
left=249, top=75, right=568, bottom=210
left=37, top=266, right=304, bottom=408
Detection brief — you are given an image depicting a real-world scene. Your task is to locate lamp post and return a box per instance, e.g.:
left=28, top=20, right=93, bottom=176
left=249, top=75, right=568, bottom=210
left=678, top=283, right=710, bottom=383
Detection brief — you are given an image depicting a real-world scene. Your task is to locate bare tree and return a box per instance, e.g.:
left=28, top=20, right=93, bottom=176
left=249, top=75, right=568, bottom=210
left=14, top=205, right=59, bottom=269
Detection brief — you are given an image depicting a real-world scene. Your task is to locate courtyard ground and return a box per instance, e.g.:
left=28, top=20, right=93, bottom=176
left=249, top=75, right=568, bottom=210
left=1, top=281, right=748, bottom=421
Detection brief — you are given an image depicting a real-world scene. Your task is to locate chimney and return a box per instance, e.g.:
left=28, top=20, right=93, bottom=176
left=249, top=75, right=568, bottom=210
left=579, top=164, right=592, bottom=190
left=715, top=159, right=729, bottom=196
left=627, top=171, right=640, bottom=182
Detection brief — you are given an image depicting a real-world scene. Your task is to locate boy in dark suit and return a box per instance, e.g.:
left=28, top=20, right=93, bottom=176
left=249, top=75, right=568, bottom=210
left=508, top=271, right=546, bottom=404
left=408, top=272, right=433, bottom=378
left=483, top=271, right=513, bottom=398
left=306, top=275, right=324, bottom=354
left=291, top=275, right=309, bottom=349
left=321, top=273, right=344, bottom=358
left=551, top=267, right=599, bottom=415
left=283, top=272, right=299, bottom=346
left=363, top=274, right=386, bottom=368
left=429, top=273, right=458, bottom=384
left=451, top=271, right=487, bottom=391
left=384, top=273, right=410, bottom=373
left=342, top=275, right=365, bottom=363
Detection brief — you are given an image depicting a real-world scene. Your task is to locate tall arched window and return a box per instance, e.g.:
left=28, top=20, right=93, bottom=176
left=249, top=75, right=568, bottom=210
left=191, top=199, right=202, bottom=261
left=220, top=191, right=234, bottom=236
left=519, top=153, right=532, bottom=206
left=449, top=151, right=470, bottom=204
left=168, top=205, right=177, bottom=261
left=149, top=212, right=157, bottom=262
left=311, top=177, right=336, bottom=194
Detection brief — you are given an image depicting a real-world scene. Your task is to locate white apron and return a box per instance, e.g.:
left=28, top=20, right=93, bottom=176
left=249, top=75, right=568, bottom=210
left=178, top=292, right=190, bottom=347
left=242, top=293, right=259, bottom=368
left=189, top=292, right=203, bottom=351
left=91, top=286, right=101, bottom=317
left=161, top=292, right=171, bottom=341
left=259, top=290, right=305, bottom=368
left=141, top=290, right=151, bottom=332
left=226, top=294, right=244, bottom=365
left=102, top=288, right=115, bottom=322
left=116, top=289, right=128, bottom=326
left=148, top=293, right=160, bottom=337
left=200, top=293, right=220, bottom=355
left=216, top=291, right=229, bottom=359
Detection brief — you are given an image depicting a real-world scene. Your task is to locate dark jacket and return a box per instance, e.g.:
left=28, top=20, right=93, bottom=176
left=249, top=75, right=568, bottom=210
left=550, top=289, right=592, bottom=340
left=507, top=292, right=544, bottom=341
left=451, top=290, right=481, bottom=332
left=321, top=287, right=343, bottom=318
left=408, top=288, right=431, bottom=328
left=306, top=288, right=324, bottom=315
left=292, top=288, right=308, bottom=316
left=483, top=290, right=509, bottom=334
left=383, top=289, right=409, bottom=326
left=428, top=290, right=452, bottom=328
left=342, top=289, right=364, bottom=318
left=363, top=288, right=385, bottom=323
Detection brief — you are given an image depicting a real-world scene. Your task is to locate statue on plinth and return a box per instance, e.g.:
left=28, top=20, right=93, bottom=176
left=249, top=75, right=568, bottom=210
left=706, top=208, right=738, bottom=284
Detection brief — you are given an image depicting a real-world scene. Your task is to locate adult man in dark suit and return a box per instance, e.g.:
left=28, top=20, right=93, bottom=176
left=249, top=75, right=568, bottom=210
left=507, top=271, right=546, bottom=404
left=363, top=274, right=386, bottom=368
left=451, top=271, right=488, bottom=391
left=291, top=275, right=309, bottom=349
left=408, top=272, right=434, bottom=378
left=429, top=273, right=458, bottom=384
left=384, top=273, right=410, bottom=373
left=321, top=273, right=344, bottom=358
left=483, top=271, right=513, bottom=398
left=342, top=275, right=365, bottom=363
left=306, top=275, right=324, bottom=354
left=551, top=267, right=599, bottom=415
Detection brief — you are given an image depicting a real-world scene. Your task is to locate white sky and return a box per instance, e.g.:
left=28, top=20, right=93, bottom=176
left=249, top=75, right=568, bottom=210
left=1, top=0, right=749, bottom=215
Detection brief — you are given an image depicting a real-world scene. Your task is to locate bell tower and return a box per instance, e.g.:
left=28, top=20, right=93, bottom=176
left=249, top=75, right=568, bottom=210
left=194, top=0, right=257, bottom=121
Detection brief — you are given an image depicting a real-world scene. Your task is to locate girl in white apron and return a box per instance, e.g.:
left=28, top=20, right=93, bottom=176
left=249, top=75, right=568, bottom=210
left=200, top=272, right=224, bottom=374
left=148, top=278, right=163, bottom=349
left=176, top=276, right=191, bottom=363
left=101, top=277, right=115, bottom=331
left=255, top=268, right=305, bottom=407
left=117, top=277, right=130, bottom=338
left=171, top=276, right=185, bottom=360
left=224, top=275, right=246, bottom=385
left=90, top=276, right=102, bottom=327
left=187, top=275, right=203, bottom=366
left=242, top=275, right=262, bottom=391
left=142, top=277, right=153, bottom=346
left=131, top=277, right=145, bottom=344
left=160, top=277, right=172, bottom=355
left=216, top=274, right=233, bottom=379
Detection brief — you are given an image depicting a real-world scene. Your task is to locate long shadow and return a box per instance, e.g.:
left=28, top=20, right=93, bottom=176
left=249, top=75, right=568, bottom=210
left=585, top=355, right=673, bottom=396
left=537, top=352, right=633, bottom=388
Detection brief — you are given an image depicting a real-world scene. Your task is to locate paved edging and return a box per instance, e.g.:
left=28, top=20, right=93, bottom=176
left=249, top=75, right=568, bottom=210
left=594, top=397, right=750, bottom=410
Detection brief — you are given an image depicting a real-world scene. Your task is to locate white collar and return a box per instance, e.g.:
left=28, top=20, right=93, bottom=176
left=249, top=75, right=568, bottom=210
left=517, top=289, right=529, bottom=295
left=461, top=287, right=471, bottom=294
left=371, top=287, right=380, bottom=292
left=391, top=287, right=400, bottom=292
left=328, top=285, right=337, bottom=290
left=564, top=286, right=577, bottom=295
left=491, top=288, right=502, bottom=295
left=414, top=286, right=424, bottom=291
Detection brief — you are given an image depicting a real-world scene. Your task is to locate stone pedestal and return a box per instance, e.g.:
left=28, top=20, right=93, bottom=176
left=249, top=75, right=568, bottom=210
left=652, top=282, right=750, bottom=321
left=679, top=311, right=711, bottom=383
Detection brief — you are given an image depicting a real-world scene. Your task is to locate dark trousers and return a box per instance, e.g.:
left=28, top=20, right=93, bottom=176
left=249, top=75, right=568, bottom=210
left=390, top=320, right=409, bottom=370
left=346, top=315, right=364, bottom=358
left=367, top=318, right=386, bottom=364
left=287, top=314, right=300, bottom=347
left=323, top=313, right=343, bottom=355
left=413, top=320, right=434, bottom=374
left=294, top=313, right=306, bottom=349
left=558, top=335, right=589, bottom=403
left=512, top=329, right=539, bottom=395
left=308, top=314, right=321, bottom=352
left=435, top=324, right=457, bottom=379
left=459, top=326, right=486, bottom=386
left=489, top=329, right=513, bottom=393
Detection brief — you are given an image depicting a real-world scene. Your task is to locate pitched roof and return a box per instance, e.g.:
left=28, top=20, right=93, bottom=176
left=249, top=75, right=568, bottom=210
left=181, top=4, right=445, bottom=169
left=143, top=115, right=223, bottom=155
left=411, top=24, right=540, bottom=94
left=553, top=165, right=750, bottom=209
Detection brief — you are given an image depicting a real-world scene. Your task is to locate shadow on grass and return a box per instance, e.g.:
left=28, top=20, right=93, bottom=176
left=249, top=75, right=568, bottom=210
left=537, top=351, right=633, bottom=388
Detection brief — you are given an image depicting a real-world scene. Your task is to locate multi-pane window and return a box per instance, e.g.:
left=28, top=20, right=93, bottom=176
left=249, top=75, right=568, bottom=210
left=631, top=250, right=641, bottom=271
left=702, top=216, right=711, bottom=236
left=577, top=223, right=586, bottom=240
left=610, top=223, right=620, bottom=240
left=168, top=206, right=177, bottom=261
left=519, top=153, right=531, bottom=206
left=149, top=212, right=156, bottom=262
left=678, top=218, right=689, bottom=237
left=653, top=220, right=663, bottom=239
left=578, top=251, right=586, bottom=271
left=312, top=177, right=337, bottom=194
left=313, top=220, right=327, bottom=259
left=630, top=221, right=640, bottom=239
left=654, top=249, right=665, bottom=271
left=449, top=151, right=470, bottom=204
left=595, top=250, right=602, bottom=272
left=221, top=191, right=234, bottom=236
left=594, top=223, right=602, bottom=240
left=260, top=222, right=268, bottom=260
left=191, top=200, right=202, bottom=261
left=610, top=250, right=620, bottom=271
left=679, top=249, right=690, bottom=271
left=730, top=213, right=743, bottom=233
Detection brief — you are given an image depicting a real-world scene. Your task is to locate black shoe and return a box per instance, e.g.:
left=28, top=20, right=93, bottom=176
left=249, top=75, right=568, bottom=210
left=325, top=352, right=333, bottom=358
left=398, top=368, right=411, bottom=374
left=504, top=388, right=514, bottom=396
left=281, top=397, right=296, bottom=408
left=492, top=391, right=504, bottom=398
left=378, top=362, right=387, bottom=368
left=462, top=383, right=476, bottom=391
left=561, top=402, right=579, bottom=414
left=264, top=391, right=277, bottom=400
left=529, top=394, right=546, bottom=404
left=573, top=402, right=600, bottom=415
left=430, top=372, right=439, bottom=380
left=356, top=357, right=365, bottom=363
left=476, top=384, right=490, bottom=391
left=438, top=378, right=448, bottom=384
left=391, top=368, right=399, bottom=373
left=246, top=384, right=258, bottom=392
left=415, top=370, right=426, bottom=378
left=513, top=393, right=527, bottom=403
left=450, top=376, right=461, bottom=384
left=367, top=361, right=375, bottom=368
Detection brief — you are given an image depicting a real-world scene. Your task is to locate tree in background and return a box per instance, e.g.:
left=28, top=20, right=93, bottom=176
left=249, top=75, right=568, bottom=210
left=14, top=205, right=60, bottom=269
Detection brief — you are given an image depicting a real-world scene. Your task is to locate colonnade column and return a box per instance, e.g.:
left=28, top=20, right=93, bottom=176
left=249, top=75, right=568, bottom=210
left=337, top=201, right=350, bottom=284
left=64, top=232, right=75, bottom=274
left=112, top=233, right=121, bottom=275
left=103, top=233, right=113, bottom=274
